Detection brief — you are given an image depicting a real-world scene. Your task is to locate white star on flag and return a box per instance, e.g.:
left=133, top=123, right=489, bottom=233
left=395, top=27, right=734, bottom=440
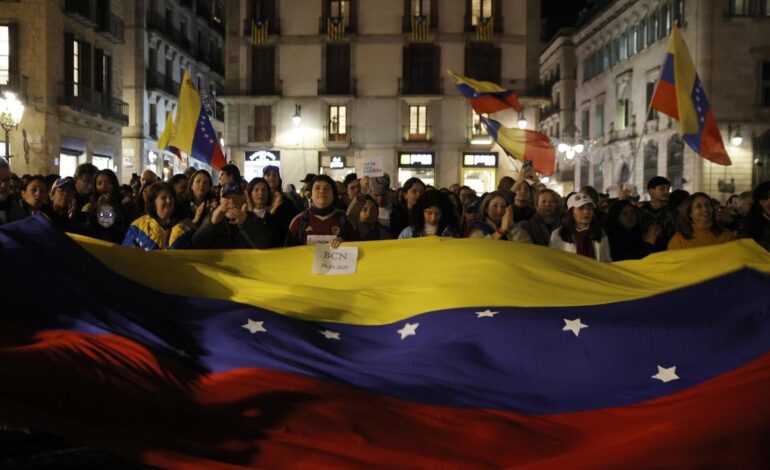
left=242, top=319, right=266, bottom=334
left=320, top=329, right=340, bottom=340
left=563, top=318, right=588, bottom=337
left=475, top=309, right=498, bottom=318
left=397, top=322, right=419, bottom=340
left=652, top=365, right=679, bottom=383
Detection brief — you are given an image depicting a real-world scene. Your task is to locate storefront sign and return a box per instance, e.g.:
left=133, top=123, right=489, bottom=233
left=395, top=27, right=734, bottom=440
left=463, top=152, right=498, bottom=168
left=398, top=152, right=434, bottom=168
left=244, top=150, right=280, bottom=180
left=329, top=156, right=346, bottom=169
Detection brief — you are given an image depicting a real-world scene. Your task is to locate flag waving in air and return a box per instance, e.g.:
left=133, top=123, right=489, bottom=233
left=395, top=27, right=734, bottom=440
left=650, top=26, right=731, bottom=166
left=167, top=71, right=227, bottom=169
left=156, top=112, right=181, bottom=159
left=480, top=115, right=555, bottom=176
left=447, top=70, right=522, bottom=114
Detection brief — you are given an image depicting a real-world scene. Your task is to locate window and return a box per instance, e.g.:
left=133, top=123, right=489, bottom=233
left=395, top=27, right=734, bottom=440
left=402, top=44, right=440, bottom=94
left=471, top=0, right=493, bottom=25
left=149, top=103, right=158, bottom=137
left=412, top=0, right=431, bottom=16
left=731, top=0, right=752, bottom=16
left=638, top=18, right=646, bottom=50
left=643, top=140, right=659, bottom=186
left=251, top=46, right=276, bottom=94
left=660, top=3, right=670, bottom=37
left=581, top=109, right=590, bottom=138
left=408, top=105, right=428, bottom=140
left=646, top=81, right=659, bottom=120
left=593, top=162, right=604, bottom=193
left=760, top=61, right=770, bottom=107
left=329, top=0, right=350, bottom=27
left=325, top=44, right=352, bottom=94
left=465, top=43, right=501, bottom=84
left=610, top=38, right=619, bottom=67
left=73, top=39, right=80, bottom=96
left=673, top=0, right=685, bottom=25
left=629, top=25, right=638, bottom=56
left=763, top=0, right=770, bottom=16
left=328, top=105, right=347, bottom=140
left=0, top=26, right=8, bottom=84
left=648, top=10, right=658, bottom=45
left=617, top=98, right=630, bottom=130
left=251, top=106, right=272, bottom=142
left=594, top=103, right=604, bottom=138
left=580, top=161, right=589, bottom=187
left=667, top=135, right=684, bottom=188
left=471, top=112, right=488, bottom=137
left=601, top=44, right=610, bottom=71
left=65, top=35, right=91, bottom=99
left=619, top=33, right=628, bottom=61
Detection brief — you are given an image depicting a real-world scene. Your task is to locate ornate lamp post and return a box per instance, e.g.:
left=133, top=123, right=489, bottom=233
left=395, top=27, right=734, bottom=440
left=0, top=91, right=25, bottom=160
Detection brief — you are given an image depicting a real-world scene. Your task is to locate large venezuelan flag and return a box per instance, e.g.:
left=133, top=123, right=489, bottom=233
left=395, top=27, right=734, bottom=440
left=3, top=215, right=770, bottom=468
left=167, top=71, right=227, bottom=170
left=650, top=26, right=731, bottom=166
left=480, top=115, right=556, bottom=176
left=447, top=69, right=522, bottom=114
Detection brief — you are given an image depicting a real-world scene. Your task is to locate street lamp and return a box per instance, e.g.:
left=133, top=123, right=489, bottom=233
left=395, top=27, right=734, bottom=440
left=292, top=104, right=302, bottom=126
left=555, top=123, right=584, bottom=161
left=517, top=112, right=527, bottom=129
left=0, top=91, right=24, bottom=160
left=728, top=123, right=742, bottom=147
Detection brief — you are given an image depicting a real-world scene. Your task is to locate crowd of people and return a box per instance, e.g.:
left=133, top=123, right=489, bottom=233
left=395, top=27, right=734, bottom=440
left=1, top=156, right=768, bottom=261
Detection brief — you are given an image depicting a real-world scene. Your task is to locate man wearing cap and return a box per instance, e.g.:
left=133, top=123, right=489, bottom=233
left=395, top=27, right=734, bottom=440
left=0, top=158, right=12, bottom=224
left=46, top=177, right=78, bottom=231
left=299, top=173, right=317, bottom=209
left=192, top=181, right=271, bottom=249
left=639, top=176, right=676, bottom=252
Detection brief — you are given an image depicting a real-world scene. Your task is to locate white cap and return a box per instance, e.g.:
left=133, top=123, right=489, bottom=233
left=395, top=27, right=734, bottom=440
left=567, top=192, right=596, bottom=210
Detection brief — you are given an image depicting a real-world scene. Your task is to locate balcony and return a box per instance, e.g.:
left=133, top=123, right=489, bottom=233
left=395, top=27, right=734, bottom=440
left=319, top=15, right=357, bottom=36
left=97, top=13, right=125, bottom=44
left=146, top=70, right=179, bottom=96
left=146, top=13, right=194, bottom=56
left=243, top=18, right=281, bottom=41
left=248, top=78, right=282, bottom=96
left=323, top=125, right=353, bottom=147
left=64, top=0, right=97, bottom=26
left=0, top=75, right=28, bottom=102
left=317, top=78, right=356, bottom=96
left=59, top=83, right=129, bottom=125
left=402, top=125, right=433, bottom=143
left=402, top=13, right=438, bottom=35
left=247, top=125, right=274, bottom=143
left=399, top=77, right=442, bottom=96
left=464, top=15, right=503, bottom=35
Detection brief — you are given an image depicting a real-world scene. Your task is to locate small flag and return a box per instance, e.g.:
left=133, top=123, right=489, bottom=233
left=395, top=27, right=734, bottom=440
left=447, top=70, right=522, bottom=114
left=479, top=116, right=555, bottom=176
left=650, top=26, right=731, bottom=166
left=168, top=71, right=227, bottom=169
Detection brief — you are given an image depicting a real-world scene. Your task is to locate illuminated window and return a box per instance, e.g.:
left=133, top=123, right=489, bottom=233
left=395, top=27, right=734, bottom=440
left=329, top=105, right=347, bottom=139
left=471, top=0, right=493, bottom=25
left=409, top=105, right=428, bottom=139
left=330, top=0, right=350, bottom=26
left=73, top=39, right=80, bottom=97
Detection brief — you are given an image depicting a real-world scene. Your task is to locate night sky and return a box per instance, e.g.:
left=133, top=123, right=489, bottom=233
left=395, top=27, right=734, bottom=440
left=541, top=0, right=590, bottom=41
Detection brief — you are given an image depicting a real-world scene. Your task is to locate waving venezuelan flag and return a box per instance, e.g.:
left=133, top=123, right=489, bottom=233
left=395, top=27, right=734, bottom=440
left=2, top=215, right=770, bottom=468
left=447, top=69, right=522, bottom=114
left=650, top=26, right=731, bottom=166
left=480, top=115, right=556, bottom=176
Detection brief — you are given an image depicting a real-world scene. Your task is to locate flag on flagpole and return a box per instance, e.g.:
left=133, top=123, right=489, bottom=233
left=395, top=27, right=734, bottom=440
left=650, top=26, right=731, bottom=166
left=156, top=112, right=181, bottom=159
left=167, top=71, right=227, bottom=170
left=479, top=115, right=555, bottom=176
left=447, top=70, right=522, bottom=114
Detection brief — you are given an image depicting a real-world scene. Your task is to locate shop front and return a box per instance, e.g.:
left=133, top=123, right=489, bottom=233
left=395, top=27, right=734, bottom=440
left=461, top=152, right=498, bottom=194
left=397, top=152, right=435, bottom=187
left=319, top=153, right=355, bottom=181
left=244, top=150, right=281, bottom=181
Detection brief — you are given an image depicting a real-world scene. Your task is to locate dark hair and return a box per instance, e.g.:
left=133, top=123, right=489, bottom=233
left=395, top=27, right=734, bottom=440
left=399, top=177, right=425, bottom=206
left=310, top=174, right=338, bottom=204
left=410, top=189, right=458, bottom=235
left=744, top=181, right=770, bottom=242
left=579, top=185, right=600, bottom=204
left=349, top=194, right=378, bottom=227
left=170, top=173, right=189, bottom=188
left=93, top=168, right=122, bottom=204
left=185, top=169, right=213, bottom=203
left=557, top=206, right=603, bottom=243
left=146, top=181, right=176, bottom=222
left=669, top=189, right=690, bottom=209
left=75, top=162, right=98, bottom=180
left=20, top=174, right=47, bottom=192
left=247, top=177, right=272, bottom=206
left=263, top=165, right=283, bottom=192
left=220, top=164, right=242, bottom=184
left=674, top=192, right=725, bottom=240
left=88, top=193, right=126, bottom=237
left=605, top=199, right=643, bottom=234
left=44, top=174, right=60, bottom=191
left=343, top=173, right=358, bottom=187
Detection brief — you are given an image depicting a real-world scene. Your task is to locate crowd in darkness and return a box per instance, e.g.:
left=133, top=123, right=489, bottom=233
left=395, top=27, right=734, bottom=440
left=1, top=157, right=769, bottom=261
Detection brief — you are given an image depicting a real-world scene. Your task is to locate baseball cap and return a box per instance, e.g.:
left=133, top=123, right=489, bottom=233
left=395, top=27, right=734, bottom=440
left=220, top=181, right=243, bottom=198
left=567, top=192, right=596, bottom=210
left=54, top=177, right=75, bottom=190
left=263, top=165, right=280, bottom=176
left=647, top=176, right=671, bottom=190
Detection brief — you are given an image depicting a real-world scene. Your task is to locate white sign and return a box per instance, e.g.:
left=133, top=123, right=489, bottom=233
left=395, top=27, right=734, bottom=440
left=399, top=153, right=434, bottom=167
left=329, top=156, right=346, bottom=169
left=306, top=235, right=337, bottom=245
left=312, top=245, right=359, bottom=275
left=463, top=153, right=498, bottom=167
left=360, top=156, right=385, bottom=177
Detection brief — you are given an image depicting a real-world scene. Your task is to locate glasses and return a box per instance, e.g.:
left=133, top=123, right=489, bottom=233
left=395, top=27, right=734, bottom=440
left=97, top=210, right=115, bottom=218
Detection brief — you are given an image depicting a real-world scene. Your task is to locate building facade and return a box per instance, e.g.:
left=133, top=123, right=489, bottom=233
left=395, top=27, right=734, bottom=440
left=549, top=0, right=770, bottom=199
left=121, top=0, right=225, bottom=182
left=0, top=0, right=128, bottom=177
left=221, top=0, right=543, bottom=192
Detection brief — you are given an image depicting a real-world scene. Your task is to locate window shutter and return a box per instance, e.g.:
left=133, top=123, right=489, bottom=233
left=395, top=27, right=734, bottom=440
left=402, top=45, right=411, bottom=93
left=94, top=48, right=104, bottom=92
left=431, top=45, right=440, bottom=93
left=8, top=23, right=19, bottom=76
left=64, top=33, right=74, bottom=85
left=81, top=42, right=92, bottom=87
